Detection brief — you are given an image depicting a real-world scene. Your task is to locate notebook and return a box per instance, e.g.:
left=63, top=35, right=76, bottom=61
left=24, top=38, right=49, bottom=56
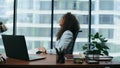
left=2, top=35, right=46, bottom=61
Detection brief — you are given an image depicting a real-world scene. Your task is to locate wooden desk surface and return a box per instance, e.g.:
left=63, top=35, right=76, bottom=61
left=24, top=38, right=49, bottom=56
left=1, top=54, right=120, bottom=68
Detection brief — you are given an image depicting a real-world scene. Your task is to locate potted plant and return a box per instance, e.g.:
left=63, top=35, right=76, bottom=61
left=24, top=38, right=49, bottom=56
left=82, top=32, right=109, bottom=56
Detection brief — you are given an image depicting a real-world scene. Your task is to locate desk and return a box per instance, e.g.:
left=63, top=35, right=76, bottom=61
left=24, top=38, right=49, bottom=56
left=0, top=54, right=120, bottom=68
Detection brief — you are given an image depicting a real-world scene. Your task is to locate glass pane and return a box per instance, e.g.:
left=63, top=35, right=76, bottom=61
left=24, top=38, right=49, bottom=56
left=99, top=15, right=113, bottom=24
left=92, top=0, right=120, bottom=57
left=17, top=0, right=51, bottom=51
left=99, top=0, right=113, bottom=10
left=53, top=0, right=89, bottom=54
left=0, top=0, right=14, bottom=53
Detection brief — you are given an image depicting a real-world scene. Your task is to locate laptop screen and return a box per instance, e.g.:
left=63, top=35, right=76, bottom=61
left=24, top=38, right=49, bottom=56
left=2, top=35, right=29, bottom=60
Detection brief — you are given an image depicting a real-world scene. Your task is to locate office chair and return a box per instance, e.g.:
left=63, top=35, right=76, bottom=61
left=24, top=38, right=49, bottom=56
left=65, top=30, right=82, bottom=54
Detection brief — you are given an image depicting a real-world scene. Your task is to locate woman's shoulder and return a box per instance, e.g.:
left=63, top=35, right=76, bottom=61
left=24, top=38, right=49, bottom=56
left=63, top=30, right=73, bottom=35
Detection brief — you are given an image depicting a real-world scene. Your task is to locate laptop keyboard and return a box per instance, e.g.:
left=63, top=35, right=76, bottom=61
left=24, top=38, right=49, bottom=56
left=29, top=54, right=45, bottom=60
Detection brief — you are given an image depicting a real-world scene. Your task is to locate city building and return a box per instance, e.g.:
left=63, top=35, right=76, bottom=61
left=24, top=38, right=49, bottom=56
left=0, top=0, right=120, bottom=57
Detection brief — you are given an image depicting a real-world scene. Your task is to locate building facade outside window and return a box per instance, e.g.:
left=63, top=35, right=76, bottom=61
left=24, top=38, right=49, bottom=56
left=0, top=0, right=120, bottom=57
left=0, top=0, right=13, bottom=53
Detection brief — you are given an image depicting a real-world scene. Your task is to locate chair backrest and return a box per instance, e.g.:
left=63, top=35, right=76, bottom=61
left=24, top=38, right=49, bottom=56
left=64, top=31, right=80, bottom=54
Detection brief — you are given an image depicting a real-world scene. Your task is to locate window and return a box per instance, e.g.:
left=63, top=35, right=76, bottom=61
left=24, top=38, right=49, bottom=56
left=53, top=0, right=89, bottom=53
left=99, top=15, right=113, bottom=24
left=0, top=0, right=120, bottom=57
left=92, top=0, right=120, bottom=56
left=99, top=0, right=114, bottom=10
left=0, top=0, right=13, bottom=53
left=99, top=29, right=113, bottom=39
left=16, top=0, right=51, bottom=50
left=78, top=1, right=89, bottom=11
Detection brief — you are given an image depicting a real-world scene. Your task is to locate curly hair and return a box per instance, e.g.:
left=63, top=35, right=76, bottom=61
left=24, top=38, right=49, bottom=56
left=57, top=12, right=80, bottom=40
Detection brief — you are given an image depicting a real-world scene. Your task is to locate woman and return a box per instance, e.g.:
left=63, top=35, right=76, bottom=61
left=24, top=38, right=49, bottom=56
left=36, top=12, right=80, bottom=54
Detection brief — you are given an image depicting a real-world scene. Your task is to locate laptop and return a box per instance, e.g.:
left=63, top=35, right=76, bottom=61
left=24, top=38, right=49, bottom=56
left=2, top=35, right=46, bottom=61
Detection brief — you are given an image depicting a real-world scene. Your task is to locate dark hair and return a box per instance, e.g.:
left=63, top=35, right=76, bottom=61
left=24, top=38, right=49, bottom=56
left=57, top=12, right=80, bottom=40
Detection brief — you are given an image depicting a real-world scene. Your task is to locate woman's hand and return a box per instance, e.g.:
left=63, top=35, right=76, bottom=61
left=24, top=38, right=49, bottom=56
left=38, top=47, right=47, bottom=54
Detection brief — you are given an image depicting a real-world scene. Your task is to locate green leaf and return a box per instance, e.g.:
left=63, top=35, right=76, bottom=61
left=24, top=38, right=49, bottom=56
left=103, top=40, right=108, bottom=42
left=82, top=44, right=88, bottom=50
left=99, top=37, right=108, bottom=43
left=82, top=32, right=109, bottom=56
left=93, top=50, right=101, bottom=54
left=83, top=46, right=88, bottom=50
left=100, top=35, right=103, bottom=37
left=94, top=32, right=99, bottom=38
left=92, top=41, right=97, bottom=43
left=96, top=43, right=103, bottom=50
left=92, top=38, right=95, bottom=40
left=103, top=50, right=109, bottom=56
left=102, top=45, right=109, bottom=49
